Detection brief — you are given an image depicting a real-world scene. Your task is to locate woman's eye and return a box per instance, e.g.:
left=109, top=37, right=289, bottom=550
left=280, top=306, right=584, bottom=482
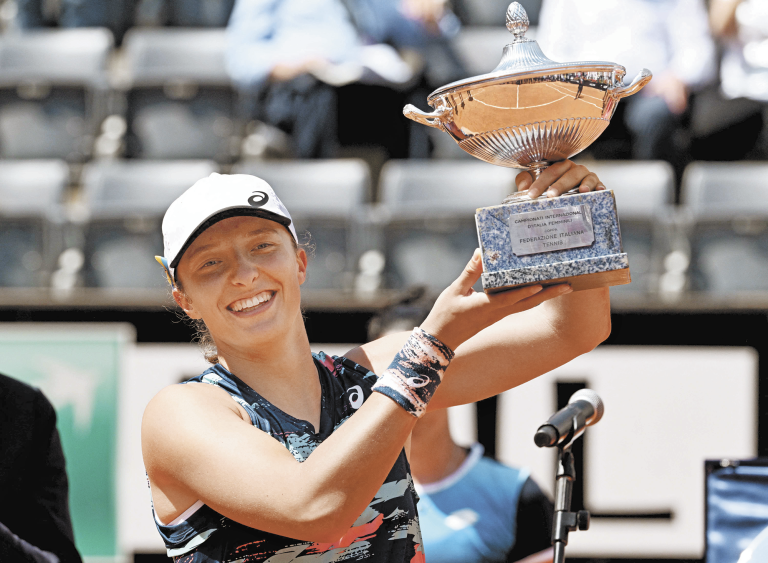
left=201, top=260, right=218, bottom=269
left=253, top=242, right=272, bottom=251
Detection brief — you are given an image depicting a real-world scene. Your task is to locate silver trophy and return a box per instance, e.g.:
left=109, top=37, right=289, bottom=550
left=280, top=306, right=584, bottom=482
left=404, top=2, right=652, bottom=293
left=404, top=2, right=651, bottom=181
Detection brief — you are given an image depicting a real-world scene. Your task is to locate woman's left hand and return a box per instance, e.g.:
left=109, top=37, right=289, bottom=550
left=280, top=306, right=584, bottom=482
left=515, top=160, right=606, bottom=199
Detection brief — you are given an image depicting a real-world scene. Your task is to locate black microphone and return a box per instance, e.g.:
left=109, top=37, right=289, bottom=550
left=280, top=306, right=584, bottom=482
left=534, top=389, right=604, bottom=448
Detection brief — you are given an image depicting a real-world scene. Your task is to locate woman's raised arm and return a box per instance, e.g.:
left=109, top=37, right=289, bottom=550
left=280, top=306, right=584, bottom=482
left=346, top=253, right=610, bottom=408
left=346, top=161, right=612, bottom=406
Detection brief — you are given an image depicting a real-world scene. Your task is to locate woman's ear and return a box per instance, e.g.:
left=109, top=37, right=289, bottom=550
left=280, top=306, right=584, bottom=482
left=296, top=248, right=308, bottom=285
left=173, top=287, right=202, bottom=319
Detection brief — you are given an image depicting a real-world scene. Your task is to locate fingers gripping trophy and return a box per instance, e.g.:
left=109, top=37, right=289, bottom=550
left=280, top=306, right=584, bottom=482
left=404, top=2, right=652, bottom=293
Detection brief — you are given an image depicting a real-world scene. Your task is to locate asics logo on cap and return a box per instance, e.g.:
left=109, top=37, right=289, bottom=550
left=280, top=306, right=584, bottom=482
left=248, top=191, right=269, bottom=208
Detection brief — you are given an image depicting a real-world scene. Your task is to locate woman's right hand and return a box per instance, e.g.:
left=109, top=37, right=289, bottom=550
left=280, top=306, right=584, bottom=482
left=419, top=249, right=572, bottom=351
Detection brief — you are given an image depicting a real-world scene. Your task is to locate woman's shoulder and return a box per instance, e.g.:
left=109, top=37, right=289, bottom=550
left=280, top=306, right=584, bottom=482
left=143, top=376, right=247, bottom=435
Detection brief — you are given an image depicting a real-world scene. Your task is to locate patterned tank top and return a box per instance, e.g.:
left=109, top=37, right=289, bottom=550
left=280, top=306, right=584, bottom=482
left=151, top=352, right=424, bottom=563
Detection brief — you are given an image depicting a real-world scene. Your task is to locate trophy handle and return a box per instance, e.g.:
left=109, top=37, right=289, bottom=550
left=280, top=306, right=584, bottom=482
left=403, top=104, right=451, bottom=129
left=614, top=68, right=653, bottom=99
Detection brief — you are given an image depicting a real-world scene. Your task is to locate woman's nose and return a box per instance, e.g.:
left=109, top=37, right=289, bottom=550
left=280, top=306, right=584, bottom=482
left=231, top=255, right=259, bottom=286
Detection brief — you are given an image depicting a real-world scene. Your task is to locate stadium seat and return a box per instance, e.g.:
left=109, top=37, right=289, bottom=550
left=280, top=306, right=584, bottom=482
left=79, top=160, right=218, bottom=288
left=576, top=160, right=677, bottom=294
left=0, top=160, right=69, bottom=287
left=0, top=28, right=113, bottom=160
left=456, top=0, right=541, bottom=25
left=681, top=162, right=768, bottom=294
left=231, top=160, right=371, bottom=291
left=146, top=0, right=235, bottom=27
left=121, top=29, right=239, bottom=161
left=377, top=160, right=516, bottom=293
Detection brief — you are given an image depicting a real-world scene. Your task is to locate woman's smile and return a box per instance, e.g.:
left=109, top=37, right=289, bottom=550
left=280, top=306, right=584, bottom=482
left=228, top=290, right=277, bottom=315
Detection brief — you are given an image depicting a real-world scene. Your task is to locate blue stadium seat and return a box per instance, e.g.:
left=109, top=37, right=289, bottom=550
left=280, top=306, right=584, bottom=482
left=377, top=160, right=516, bottom=293
left=576, top=160, right=677, bottom=294
left=0, top=28, right=113, bottom=161
left=121, top=29, right=239, bottom=161
left=231, top=160, right=371, bottom=291
left=0, top=160, right=69, bottom=287
left=79, top=160, right=218, bottom=288
left=681, top=162, right=768, bottom=294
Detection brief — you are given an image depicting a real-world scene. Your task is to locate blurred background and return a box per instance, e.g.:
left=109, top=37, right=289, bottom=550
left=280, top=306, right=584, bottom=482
left=0, top=0, right=767, bottom=561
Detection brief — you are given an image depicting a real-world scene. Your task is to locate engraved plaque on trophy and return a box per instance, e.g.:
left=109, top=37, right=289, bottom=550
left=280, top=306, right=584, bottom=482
left=403, top=2, right=652, bottom=292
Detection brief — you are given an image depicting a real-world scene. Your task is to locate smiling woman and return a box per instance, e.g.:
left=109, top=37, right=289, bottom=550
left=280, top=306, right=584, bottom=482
left=142, top=170, right=612, bottom=563
left=173, top=219, right=302, bottom=364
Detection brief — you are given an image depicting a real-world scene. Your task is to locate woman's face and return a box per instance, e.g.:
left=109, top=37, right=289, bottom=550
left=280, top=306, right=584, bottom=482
left=173, top=215, right=307, bottom=354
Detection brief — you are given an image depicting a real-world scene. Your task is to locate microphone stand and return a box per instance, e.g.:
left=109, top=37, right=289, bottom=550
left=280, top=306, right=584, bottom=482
left=552, top=439, right=590, bottom=563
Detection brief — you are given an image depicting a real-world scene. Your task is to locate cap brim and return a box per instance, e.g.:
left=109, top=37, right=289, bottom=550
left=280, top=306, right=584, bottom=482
left=169, top=207, right=294, bottom=271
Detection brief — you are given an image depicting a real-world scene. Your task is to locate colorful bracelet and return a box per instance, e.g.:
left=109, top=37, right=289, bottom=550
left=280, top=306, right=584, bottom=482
left=372, top=327, right=455, bottom=418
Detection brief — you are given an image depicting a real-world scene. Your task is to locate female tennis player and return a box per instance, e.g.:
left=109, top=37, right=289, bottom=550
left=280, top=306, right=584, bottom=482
left=142, top=161, right=611, bottom=563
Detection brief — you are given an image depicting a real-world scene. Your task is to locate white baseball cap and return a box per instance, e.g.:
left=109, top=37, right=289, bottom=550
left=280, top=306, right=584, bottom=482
left=155, top=173, right=298, bottom=285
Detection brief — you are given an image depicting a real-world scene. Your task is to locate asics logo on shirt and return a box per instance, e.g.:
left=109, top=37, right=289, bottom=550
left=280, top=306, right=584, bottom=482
left=347, top=385, right=363, bottom=409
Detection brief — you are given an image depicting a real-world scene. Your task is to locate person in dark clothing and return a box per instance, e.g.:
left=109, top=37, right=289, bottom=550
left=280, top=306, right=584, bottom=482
left=225, top=0, right=463, bottom=159
left=0, top=373, right=82, bottom=563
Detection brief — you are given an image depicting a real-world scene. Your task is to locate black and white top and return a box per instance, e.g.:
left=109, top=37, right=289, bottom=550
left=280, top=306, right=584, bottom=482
left=151, top=352, right=424, bottom=563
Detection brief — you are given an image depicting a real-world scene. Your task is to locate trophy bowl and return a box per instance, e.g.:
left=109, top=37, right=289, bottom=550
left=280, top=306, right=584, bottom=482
left=403, top=2, right=652, bottom=176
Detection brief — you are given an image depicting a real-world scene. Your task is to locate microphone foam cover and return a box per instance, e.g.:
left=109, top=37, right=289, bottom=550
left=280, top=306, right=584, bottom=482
left=534, top=425, right=558, bottom=448
left=569, top=388, right=604, bottom=425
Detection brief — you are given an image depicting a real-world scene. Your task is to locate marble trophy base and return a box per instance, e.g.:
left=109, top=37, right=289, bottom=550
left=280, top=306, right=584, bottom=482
left=476, top=189, right=630, bottom=293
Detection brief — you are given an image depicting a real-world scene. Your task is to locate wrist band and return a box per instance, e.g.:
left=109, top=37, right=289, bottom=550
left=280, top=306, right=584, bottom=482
left=372, top=327, right=455, bottom=418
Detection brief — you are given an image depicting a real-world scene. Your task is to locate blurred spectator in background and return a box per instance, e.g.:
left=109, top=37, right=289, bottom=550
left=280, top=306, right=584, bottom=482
left=225, top=0, right=462, bottom=159
left=0, top=373, right=81, bottom=563
left=412, top=410, right=554, bottom=563
left=15, top=0, right=234, bottom=42
left=711, top=0, right=768, bottom=102
left=370, top=300, right=555, bottom=563
left=698, top=0, right=768, bottom=160
left=537, top=0, right=716, bottom=168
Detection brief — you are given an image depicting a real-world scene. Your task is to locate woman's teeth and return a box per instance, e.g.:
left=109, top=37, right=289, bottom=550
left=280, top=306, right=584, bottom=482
left=230, top=292, right=273, bottom=312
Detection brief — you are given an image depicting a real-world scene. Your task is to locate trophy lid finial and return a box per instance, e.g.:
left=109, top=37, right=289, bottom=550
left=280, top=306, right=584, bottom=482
left=506, top=2, right=530, bottom=41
